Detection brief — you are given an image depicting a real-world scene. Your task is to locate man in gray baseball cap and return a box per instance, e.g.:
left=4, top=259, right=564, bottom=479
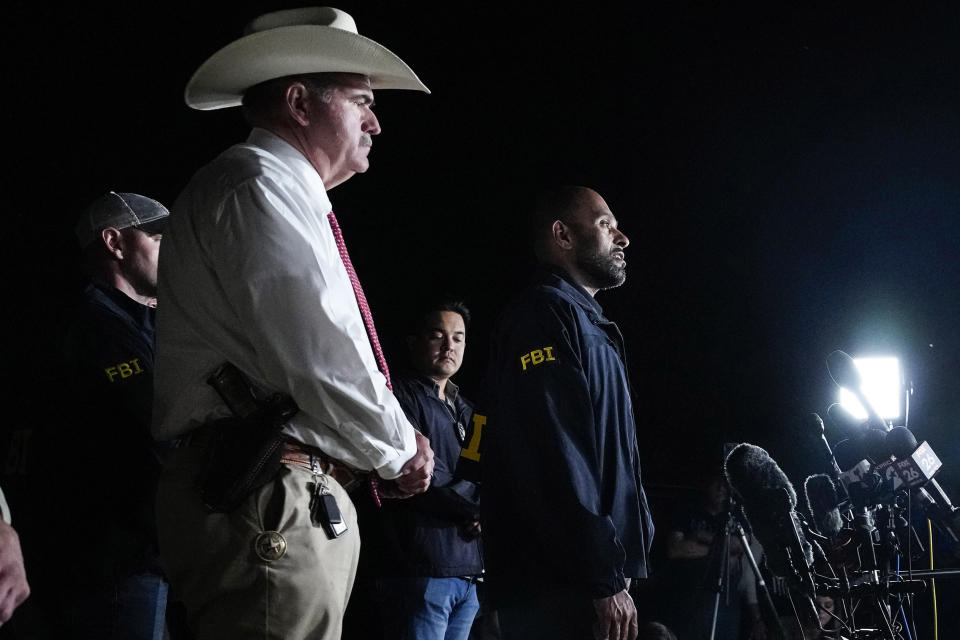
left=50, top=190, right=170, bottom=637
left=75, top=191, right=169, bottom=246
left=75, top=191, right=169, bottom=307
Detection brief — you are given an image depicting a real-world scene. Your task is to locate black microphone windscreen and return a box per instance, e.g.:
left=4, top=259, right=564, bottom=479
left=725, top=444, right=816, bottom=589
left=804, top=474, right=844, bottom=536
left=833, top=438, right=867, bottom=471
left=827, top=350, right=862, bottom=389
left=887, top=426, right=919, bottom=459
left=724, top=443, right=797, bottom=510
left=863, top=428, right=890, bottom=464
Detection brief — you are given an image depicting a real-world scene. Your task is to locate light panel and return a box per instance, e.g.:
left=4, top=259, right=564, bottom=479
left=837, top=356, right=902, bottom=422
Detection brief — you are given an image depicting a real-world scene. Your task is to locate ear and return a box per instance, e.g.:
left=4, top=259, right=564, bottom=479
left=100, top=227, right=124, bottom=260
left=283, top=82, right=313, bottom=127
left=551, top=220, right=575, bottom=251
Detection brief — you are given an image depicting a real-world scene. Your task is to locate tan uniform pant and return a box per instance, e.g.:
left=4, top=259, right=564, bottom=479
left=156, top=444, right=360, bottom=639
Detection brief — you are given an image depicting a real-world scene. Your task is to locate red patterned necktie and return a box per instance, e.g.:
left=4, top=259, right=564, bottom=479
left=327, top=211, right=389, bottom=505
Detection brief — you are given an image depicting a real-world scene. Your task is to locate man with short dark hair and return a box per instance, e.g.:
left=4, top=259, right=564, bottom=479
left=152, top=7, right=434, bottom=639
left=59, top=190, right=170, bottom=638
left=357, top=299, right=483, bottom=640
left=485, top=186, right=654, bottom=640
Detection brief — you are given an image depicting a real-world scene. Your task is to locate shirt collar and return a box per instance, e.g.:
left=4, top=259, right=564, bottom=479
left=443, top=379, right=460, bottom=405
left=411, top=374, right=459, bottom=404
left=247, top=127, right=330, bottom=201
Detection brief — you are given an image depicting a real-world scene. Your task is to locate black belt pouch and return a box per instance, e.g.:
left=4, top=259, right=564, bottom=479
left=198, top=363, right=299, bottom=512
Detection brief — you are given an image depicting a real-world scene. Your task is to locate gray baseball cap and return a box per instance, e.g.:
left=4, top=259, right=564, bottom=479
left=75, top=191, right=170, bottom=248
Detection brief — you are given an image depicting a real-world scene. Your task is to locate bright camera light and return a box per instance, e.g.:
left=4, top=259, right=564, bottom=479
left=837, top=357, right=902, bottom=422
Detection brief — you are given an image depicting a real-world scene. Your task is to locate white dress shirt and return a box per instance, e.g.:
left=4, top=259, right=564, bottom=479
left=152, top=128, right=417, bottom=479
left=0, top=486, right=10, bottom=525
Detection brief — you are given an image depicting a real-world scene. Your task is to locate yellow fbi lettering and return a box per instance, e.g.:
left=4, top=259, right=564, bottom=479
left=104, top=358, right=145, bottom=382
left=520, top=347, right=556, bottom=371
left=460, top=413, right=485, bottom=462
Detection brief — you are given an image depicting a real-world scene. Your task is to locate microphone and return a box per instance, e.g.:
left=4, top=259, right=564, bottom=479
left=833, top=438, right=869, bottom=473
left=837, top=458, right=903, bottom=509
left=840, top=426, right=960, bottom=544
left=834, top=433, right=891, bottom=510
left=724, top=443, right=816, bottom=596
left=826, top=349, right=863, bottom=388
left=886, top=425, right=919, bottom=459
left=826, top=402, right=867, bottom=439
left=860, top=427, right=911, bottom=496
left=863, top=428, right=890, bottom=464
left=887, top=427, right=954, bottom=512
left=805, top=413, right=843, bottom=479
left=826, top=350, right=890, bottom=432
left=832, top=427, right=889, bottom=469
left=804, top=474, right=844, bottom=536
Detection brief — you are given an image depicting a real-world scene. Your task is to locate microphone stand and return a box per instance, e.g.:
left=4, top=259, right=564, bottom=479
left=707, top=496, right=786, bottom=640
left=705, top=510, right=730, bottom=640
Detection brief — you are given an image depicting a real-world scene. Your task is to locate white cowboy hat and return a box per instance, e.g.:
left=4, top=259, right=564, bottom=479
left=185, top=6, right=429, bottom=110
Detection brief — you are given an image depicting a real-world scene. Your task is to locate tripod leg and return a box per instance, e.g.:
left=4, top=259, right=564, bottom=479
left=708, top=524, right=731, bottom=640
left=736, top=526, right=788, bottom=639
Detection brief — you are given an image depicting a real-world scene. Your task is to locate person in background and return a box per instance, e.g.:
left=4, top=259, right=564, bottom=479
left=57, top=191, right=170, bottom=638
left=355, top=299, right=483, bottom=639
left=661, top=471, right=766, bottom=640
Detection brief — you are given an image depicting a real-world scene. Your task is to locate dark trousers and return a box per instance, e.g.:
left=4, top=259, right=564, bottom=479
left=497, top=589, right=596, bottom=640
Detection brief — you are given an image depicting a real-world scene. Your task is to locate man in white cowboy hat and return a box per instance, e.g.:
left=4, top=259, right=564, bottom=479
left=152, top=7, right=434, bottom=638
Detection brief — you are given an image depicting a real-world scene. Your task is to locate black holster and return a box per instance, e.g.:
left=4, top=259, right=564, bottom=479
left=198, top=363, right=299, bottom=512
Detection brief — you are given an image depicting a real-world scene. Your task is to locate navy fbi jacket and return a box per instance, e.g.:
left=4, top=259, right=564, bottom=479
left=484, top=269, right=654, bottom=605
left=54, top=282, right=165, bottom=580
left=358, top=374, right=483, bottom=578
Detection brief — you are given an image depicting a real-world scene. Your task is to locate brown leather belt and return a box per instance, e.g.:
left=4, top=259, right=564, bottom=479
left=279, top=440, right=365, bottom=492
left=174, top=425, right=366, bottom=493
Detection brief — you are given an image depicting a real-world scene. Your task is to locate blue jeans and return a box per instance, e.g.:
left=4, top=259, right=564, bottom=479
left=63, top=571, right=168, bottom=639
left=115, top=572, right=169, bottom=639
left=379, top=576, right=481, bottom=640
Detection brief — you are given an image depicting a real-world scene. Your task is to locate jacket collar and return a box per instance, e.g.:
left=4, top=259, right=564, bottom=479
left=87, top=280, right=155, bottom=327
left=533, top=266, right=606, bottom=320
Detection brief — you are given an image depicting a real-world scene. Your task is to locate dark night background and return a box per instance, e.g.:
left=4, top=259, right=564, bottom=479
left=2, top=0, right=959, bottom=633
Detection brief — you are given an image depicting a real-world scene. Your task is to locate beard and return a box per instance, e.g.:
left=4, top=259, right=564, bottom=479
left=574, top=242, right=626, bottom=290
